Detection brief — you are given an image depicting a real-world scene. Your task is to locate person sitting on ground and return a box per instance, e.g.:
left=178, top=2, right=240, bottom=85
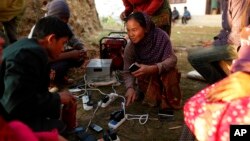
left=1, top=37, right=67, bottom=141
left=187, top=0, right=249, bottom=84
left=0, top=16, right=76, bottom=133
left=29, top=0, right=87, bottom=88
left=181, top=6, right=191, bottom=24
left=120, top=0, right=172, bottom=36
left=172, top=7, right=179, bottom=23
left=123, top=12, right=182, bottom=116
left=182, top=25, right=250, bottom=141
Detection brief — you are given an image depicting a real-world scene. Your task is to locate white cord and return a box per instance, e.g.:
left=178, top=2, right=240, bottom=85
left=85, top=101, right=102, bottom=132
left=75, top=74, right=150, bottom=126
left=125, top=114, right=149, bottom=125
left=117, top=95, right=149, bottom=125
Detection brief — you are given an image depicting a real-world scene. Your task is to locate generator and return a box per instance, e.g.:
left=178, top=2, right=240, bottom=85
left=86, top=59, right=112, bottom=82
left=99, top=32, right=127, bottom=70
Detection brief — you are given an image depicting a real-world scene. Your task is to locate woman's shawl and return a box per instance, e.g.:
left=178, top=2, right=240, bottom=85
left=134, top=13, right=172, bottom=65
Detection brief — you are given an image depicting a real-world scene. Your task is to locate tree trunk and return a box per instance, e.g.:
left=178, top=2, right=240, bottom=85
left=18, top=0, right=102, bottom=42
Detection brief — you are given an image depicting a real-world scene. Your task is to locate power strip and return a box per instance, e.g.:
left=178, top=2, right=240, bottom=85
left=82, top=95, right=93, bottom=110
left=83, top=102, right=94, bottom=111
left=98, top=93, right=118, bottom=108
left=108, top=117, right=126, bottom=129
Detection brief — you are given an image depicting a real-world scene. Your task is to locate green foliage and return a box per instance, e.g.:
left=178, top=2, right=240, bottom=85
left=100, top=16, right=124, bottom=30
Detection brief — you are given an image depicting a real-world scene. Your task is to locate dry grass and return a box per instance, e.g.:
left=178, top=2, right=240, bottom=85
left=171, top=25, right=221, bottom=47
left=67, top=25, right=221, bottom=141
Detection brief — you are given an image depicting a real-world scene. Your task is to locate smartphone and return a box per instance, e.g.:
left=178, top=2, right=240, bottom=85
left=129, top=63, right=140, bottom=72
left=89, top=123, right=103, bottom=133
left=74, top=126, right=85, bottom=133
left=109, top=120, right=118, bottom=126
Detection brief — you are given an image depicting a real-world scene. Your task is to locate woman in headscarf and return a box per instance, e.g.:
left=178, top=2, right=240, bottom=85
left=123, top=12, right=181, bottom=116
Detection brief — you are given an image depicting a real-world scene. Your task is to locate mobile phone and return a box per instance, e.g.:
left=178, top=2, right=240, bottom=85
left=74, top=126, right=85, bottom=133
left=89, top=123, right=103, bottom=133
left=129, top=63, right=140, bottom=72
left=74, top=126, right=97, bottom=141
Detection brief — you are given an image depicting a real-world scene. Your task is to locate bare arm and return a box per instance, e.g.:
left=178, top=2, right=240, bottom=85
left=122, top=0, right=134, bottom=16
left=144, top=0, right=164, bottom=15
left=50, top=49, right=86, bottom=62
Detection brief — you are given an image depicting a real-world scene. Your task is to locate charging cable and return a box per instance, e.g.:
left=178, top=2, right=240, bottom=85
left=72, top=73, right=151, bottom=126
left=85, top=100, right=102, bottom=133
left=118, top=95, right=149, bottom=125
left=125, top=114, right=149, bottom=125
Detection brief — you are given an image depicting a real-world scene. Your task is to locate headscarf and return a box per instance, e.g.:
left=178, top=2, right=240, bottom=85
left=134, top=13, right=172, bottom=65
left=47, top=0, right=70, bottom=19
left=231, top=26, right=250, bottom=73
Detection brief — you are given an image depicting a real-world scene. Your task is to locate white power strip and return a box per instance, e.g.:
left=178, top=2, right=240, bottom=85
left=82, top=95, right=93, bottom=110
left=108, top=118, right=126, bottom=129
left=98, top=93, right=118, bottom=108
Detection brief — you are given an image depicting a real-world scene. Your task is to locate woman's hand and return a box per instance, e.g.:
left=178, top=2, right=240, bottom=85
left=206, top=72, right=250, bottom=102
left=132, top=64, right=158, bottom=77
left=125, top=88, right=136, bottom=106
left=120, top=12, right=127, bottom=21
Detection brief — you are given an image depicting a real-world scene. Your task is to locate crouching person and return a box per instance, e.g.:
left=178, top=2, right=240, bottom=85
left=123, top=12, right=182, bottom=116
left=0, top=16, right=76, bottom=133
left=29, top=0, right=87, bottom=91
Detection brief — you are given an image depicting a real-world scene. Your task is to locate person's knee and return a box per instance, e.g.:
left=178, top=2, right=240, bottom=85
left=187, top=51, right=200, bottom=64
left=187, top=54, right=195, bottom=64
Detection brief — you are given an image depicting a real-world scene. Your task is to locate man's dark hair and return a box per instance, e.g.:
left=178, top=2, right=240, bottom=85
left=125, top=12, right=147, bottom=29
left=32, top=16, right=73, bottom=40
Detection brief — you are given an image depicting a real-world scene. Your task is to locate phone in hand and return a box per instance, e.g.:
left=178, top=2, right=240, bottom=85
left=129, top=63, right=140, bottom=72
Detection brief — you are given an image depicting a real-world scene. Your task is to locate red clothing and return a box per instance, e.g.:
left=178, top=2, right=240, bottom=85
left=122, top=0, right=164, bottom=16
left=184, top=83, right=250, bottom=141
left=0, top=117, right=59, bottom=141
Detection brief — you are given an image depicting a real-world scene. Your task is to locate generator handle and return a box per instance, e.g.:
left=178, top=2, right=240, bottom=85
left=99, top=37, right=127, bottom=47
left=108, top=32, right=127, bottom=37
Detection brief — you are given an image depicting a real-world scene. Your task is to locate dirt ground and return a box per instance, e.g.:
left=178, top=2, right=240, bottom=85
left=65, top=25, right=221, bottom=141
